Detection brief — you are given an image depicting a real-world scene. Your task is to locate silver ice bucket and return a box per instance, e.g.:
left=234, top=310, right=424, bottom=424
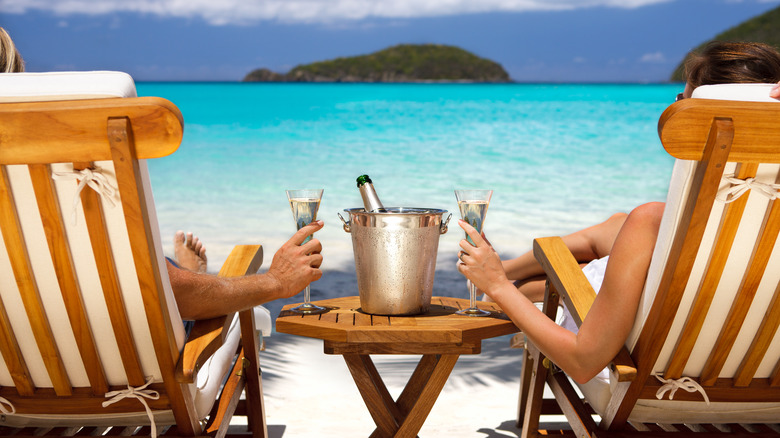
left=339, top=207, right=450, bottom=315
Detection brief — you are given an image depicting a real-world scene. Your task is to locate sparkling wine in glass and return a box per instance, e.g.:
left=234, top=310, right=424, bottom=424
left=455, top=189, right=493, bottom=317
left=286, top=189, right=326, bottom=315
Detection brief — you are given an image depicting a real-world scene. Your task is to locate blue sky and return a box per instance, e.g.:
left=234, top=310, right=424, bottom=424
left=2, top=0, right=780, bottom=82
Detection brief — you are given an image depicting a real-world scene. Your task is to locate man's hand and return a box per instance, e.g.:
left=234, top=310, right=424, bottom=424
left=267, top=220, right=325, bottom=298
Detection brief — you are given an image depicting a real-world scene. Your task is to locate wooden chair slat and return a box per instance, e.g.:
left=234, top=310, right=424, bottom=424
left=77, top=164, right=145, bottom=387
left=0, top=168, right=34, bottom=395
left=0, top=299, right=33, bottom=395
left=701, top=193, right=780, bottom=386
left=665, top=162, right=757, bottom=379
left=73, top=427, right=99, bottom=436
left=734, top=207, right=780, bottom=387
left=772, top=337, right=780, bottom=387
left=28, top=164, right=109, bottom=395
left=203, top=345, right=246, bottom=436
left=518, top=285, right=561, bottom=437
left=547, top=370, right=599, bottom=438
left=0, top=166, right=71, bottom=396
left=107, top=117, right=199, bottom=436
left=752, top=423, right=779, bottom=433
left=102, top=426, right=127, bottom=436
left=238, top=309, right=266, bottom=436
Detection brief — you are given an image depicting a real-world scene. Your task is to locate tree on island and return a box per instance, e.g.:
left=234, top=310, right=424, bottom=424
left=244, top=44, right=511, bottom=83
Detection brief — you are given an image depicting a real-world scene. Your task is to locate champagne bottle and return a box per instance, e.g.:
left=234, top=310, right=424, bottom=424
left=356, top=174, right=386, bottom=212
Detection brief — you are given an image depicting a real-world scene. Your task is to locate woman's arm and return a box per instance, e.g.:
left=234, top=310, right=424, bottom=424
left=502, top=212, right=628, bottom=281
left=458, top=202, right=663, bottom=383
left=497, top=212, right=628, bottom=303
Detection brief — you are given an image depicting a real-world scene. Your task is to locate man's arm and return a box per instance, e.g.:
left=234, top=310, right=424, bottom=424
left=169, top=221, right=324, bottom=320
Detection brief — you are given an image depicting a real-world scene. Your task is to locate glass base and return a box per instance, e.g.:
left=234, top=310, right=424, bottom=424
left=456, top=307, right=491, bottom=317
left=291, top=302, right=327, bottom=315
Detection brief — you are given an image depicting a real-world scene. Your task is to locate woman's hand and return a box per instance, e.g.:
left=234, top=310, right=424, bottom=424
left=456, top=220, right=509, bottom=298
left=771, top=81, right=780, bottom=99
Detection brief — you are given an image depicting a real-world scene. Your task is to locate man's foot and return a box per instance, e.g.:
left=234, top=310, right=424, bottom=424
left=174, top=230, right=208, bottom=273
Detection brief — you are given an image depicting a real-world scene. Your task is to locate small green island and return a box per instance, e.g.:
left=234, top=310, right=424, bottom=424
left=243, top=44, right=511, bottom=83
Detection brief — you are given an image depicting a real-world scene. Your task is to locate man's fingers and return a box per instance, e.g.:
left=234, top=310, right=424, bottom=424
left=309, top=253, right=324, bottom=269
left=301, top=236, right=323, bottom=255
left=290, top=220, right=324, bottom=245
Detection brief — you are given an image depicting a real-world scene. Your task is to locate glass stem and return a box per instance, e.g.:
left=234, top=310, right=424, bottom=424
left=469, top=282, right=477, bottom=309
left=303, top=285, right=311, bottom=305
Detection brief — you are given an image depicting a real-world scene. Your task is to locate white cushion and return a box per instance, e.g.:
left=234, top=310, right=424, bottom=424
left=255, top=305, right=272, bottom=337
left=691, top=83, right=780, bottom=101
left=0, top=71, right=136, bottom=102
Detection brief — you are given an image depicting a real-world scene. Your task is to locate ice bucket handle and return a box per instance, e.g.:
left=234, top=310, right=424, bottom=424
left=440, top=213, right=451, bottom=235
left=338, top=212, right=350, bottom=233
left=339, top=211, right=450, bottom=234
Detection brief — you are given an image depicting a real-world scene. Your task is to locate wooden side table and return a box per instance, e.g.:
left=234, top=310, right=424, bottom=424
left=276, top=296, right=519, bottom=437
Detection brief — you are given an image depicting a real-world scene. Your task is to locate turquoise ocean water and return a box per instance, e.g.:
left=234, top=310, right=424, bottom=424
left=137, top=82, right=683, bottom=318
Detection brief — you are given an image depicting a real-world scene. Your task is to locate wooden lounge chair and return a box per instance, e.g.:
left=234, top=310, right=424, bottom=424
left=0, top=71, right=267, bottom=437
left=518, top=83, right=780, bottom=436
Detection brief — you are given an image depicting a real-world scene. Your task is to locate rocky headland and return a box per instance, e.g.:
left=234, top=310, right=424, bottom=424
left=244, top=44, right=511, bottom=83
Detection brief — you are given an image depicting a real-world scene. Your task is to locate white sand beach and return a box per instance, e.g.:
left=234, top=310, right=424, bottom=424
left=258, top=332, right=533, bottom=437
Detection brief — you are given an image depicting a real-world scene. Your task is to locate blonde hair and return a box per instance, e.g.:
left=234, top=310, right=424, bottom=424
left=0, top=27, right=25, bottom=73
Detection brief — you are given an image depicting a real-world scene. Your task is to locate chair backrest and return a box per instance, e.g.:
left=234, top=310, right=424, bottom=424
left=624, top=84, right=780, bottom=404
left=0, top=72, right=195, bottom=429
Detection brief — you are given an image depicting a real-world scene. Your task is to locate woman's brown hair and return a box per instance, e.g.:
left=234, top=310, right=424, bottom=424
left=685, top=41, right=780, bottom=88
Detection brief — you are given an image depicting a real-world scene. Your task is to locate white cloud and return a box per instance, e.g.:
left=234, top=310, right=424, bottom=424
left=0, top=0, right=675, bottom=25
left=640, top=51, right=666, bottom=63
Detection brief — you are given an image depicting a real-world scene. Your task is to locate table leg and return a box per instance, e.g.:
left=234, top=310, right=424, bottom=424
left=343, top=353, right=459, bottom=438
left=394, top=354, right=458, bottom=438
left=344, top=354, right=402, bottom=437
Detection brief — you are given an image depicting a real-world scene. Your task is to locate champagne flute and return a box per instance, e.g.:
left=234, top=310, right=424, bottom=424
left=286, top=189, right=326, bottom=314
left=455, top=189, right=493, bottom=317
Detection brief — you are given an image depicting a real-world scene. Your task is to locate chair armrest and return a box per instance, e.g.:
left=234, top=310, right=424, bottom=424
left=533, top=237, right=596, bottom=327
left=218, top=245, right=264, bottom=278
left=533, top=236, right=637, bottom=382
left=611, top=349, right=638, bottom=382
left=175, top=244, right=264, bottom=383
left=175, top=315, right=232, bottom=383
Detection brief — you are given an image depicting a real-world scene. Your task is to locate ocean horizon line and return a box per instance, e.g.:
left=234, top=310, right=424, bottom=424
left=134, top=79, right=686, bottom=85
